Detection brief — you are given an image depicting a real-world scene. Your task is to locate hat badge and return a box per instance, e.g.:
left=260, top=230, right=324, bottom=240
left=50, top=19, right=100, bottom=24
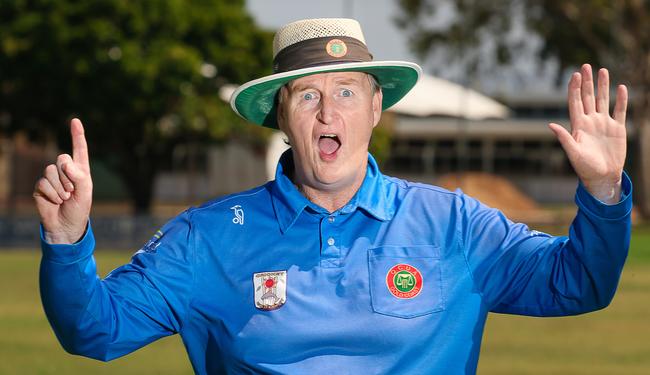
left=326, top=39, right=348, bottom=58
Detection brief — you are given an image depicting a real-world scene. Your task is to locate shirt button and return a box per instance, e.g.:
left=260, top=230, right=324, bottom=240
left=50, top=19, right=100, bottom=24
left=327, top=237, right=335, bottom=246
left=328, top=216, right=335, bottom=223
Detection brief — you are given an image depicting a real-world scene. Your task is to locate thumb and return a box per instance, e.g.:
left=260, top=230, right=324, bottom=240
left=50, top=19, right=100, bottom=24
left=548, top=123, right=579, bottom=156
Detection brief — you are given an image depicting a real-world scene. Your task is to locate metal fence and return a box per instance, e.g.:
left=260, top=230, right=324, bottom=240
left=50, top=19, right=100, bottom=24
left=0, top=215, right=168, bottom=250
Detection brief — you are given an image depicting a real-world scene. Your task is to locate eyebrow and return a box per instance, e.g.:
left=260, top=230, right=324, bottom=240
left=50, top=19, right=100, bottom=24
left=288, top=82, right=313, bottom=93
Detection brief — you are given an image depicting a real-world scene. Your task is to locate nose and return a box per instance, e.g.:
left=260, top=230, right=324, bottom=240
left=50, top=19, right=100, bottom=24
left=316, top=94, right=336, bottom=125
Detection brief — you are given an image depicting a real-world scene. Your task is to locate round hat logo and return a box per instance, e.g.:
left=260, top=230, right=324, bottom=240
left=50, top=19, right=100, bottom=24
left=386, top=264, right=423, bottom=299
left=326, top=39, right=348, bottom=58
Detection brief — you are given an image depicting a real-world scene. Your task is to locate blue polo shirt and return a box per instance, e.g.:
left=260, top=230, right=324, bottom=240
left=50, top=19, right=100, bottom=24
left=40, top=152, right=632, bottom=374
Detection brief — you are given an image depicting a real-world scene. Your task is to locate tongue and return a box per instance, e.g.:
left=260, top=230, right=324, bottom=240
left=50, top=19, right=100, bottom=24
left=319, top=137, right=340, bottom=155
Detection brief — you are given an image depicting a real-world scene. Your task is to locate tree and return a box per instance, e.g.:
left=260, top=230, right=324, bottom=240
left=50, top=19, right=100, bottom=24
left=396, top=0, right=650, bottom=216
left=0, top=0, right=273, bottom=213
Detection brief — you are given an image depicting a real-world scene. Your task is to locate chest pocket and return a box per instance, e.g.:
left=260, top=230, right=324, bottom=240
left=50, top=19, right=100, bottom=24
left=368, top=245, right=444, bottom=318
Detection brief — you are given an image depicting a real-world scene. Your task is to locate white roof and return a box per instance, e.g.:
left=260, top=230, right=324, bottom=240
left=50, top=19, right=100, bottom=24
left=389, top=74, right=509, bottom=119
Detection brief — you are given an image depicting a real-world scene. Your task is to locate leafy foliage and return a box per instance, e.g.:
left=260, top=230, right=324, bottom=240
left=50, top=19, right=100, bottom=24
left=0, top=0, right=274, bottom=212
left=396, top=0, right=648, bottom=83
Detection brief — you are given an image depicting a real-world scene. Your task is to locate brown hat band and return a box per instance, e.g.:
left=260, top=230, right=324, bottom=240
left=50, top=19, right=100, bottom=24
left=273, top=36, right=373, bottom=73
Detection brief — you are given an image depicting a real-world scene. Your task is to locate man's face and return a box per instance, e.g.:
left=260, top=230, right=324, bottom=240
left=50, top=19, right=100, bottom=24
left=277, top=71, right=382, bottom=192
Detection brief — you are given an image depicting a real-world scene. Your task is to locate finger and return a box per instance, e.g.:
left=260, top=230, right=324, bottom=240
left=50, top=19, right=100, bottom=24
left=613, top=84, right=628, bottom=125
left=567, top=72, right=583, bottom=126
left=34, top=177, right=64, bottom=205
left=62, top=161, right=91, bottom=191
left=580, top=64, right=596, bottom=114
left=43, top=164, right=70, bottom=201
left=56, top=154, right=74, bottom=192
left=549, top=122, right=580, bottom=156
left=596, top=68, right=610, bottom=114
left=70, top=118, right=90, bottom=172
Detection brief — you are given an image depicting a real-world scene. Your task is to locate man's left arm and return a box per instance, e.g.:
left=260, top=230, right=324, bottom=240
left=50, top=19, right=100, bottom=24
left=462, top=64, right=632, bottom=316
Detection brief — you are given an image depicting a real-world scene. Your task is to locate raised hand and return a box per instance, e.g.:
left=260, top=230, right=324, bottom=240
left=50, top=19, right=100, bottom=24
left=548, top=64, right=628, bottom=204
left=33, top=118, right=93, bottom=244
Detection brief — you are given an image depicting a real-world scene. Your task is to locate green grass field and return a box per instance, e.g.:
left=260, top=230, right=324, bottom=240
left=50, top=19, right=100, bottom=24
left=1, top=229, right=648, bottom=374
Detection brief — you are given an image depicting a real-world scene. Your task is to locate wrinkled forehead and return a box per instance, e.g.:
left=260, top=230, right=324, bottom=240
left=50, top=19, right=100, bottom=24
left=285, top=71, right=371, bottom=91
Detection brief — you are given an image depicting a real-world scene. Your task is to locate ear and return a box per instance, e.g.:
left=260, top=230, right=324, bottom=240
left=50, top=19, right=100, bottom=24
left=371, top=89, right=383, bottom=128
left=276, top=87, right=287, bottom=130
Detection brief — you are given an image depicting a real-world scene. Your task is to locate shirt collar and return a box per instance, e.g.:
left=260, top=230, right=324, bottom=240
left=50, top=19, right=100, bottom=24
left=270, top=150, right=395, bottom=233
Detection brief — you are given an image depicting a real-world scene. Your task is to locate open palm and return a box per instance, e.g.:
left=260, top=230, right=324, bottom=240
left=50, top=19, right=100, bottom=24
left=549, top=64, right=628, bottom=204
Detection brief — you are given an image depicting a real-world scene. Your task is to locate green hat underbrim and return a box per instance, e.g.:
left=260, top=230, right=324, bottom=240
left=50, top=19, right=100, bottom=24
left=230, top=61, right=422, bottom=129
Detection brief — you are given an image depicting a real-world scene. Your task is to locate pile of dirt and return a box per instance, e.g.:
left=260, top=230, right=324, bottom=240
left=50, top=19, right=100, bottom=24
left=436, top=172, right=554, bottom=224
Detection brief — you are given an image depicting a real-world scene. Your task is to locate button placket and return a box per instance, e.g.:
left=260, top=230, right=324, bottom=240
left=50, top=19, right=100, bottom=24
left=319, top=215, right=341, bottom=268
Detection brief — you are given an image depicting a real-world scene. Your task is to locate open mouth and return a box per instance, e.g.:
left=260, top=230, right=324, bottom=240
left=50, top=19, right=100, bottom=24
left=318, top=134, right=341, bottom=157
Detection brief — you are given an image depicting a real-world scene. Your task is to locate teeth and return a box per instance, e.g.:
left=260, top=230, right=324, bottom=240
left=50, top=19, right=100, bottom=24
left=321, top=134, right=337, bottom=138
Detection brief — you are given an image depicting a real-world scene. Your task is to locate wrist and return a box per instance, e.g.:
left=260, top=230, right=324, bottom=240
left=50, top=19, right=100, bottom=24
left=43, top=222, right=88, bottom=245
left=582, top=176, right=622, bottom=205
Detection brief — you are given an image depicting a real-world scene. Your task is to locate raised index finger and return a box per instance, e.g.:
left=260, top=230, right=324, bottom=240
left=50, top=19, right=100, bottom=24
left=70, top=118, right=90, bottom=171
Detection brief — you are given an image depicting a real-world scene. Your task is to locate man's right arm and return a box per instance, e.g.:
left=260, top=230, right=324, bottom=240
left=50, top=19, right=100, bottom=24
left=39, top=212, right=195, bottom=361
left=35, top=119, right=194, bottom=360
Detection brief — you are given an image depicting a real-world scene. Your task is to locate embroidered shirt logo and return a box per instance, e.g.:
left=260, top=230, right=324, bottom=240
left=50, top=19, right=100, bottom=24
left=138, top=230, right=163, bottom=254
left=231, top=205, right=244, bottom=225
left=253, top=271, right=287, bottom=311
left=386, top=264, right=423, bottom=299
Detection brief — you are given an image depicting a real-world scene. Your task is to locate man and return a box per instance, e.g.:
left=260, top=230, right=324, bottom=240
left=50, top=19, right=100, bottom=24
left=36, top=18, right=631, bottom=374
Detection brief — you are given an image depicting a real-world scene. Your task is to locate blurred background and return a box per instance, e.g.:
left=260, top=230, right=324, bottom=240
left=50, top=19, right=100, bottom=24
left=0, top=0, right=648, bottom=374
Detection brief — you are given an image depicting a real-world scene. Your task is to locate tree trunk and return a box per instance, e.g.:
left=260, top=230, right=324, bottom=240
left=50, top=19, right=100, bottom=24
left=120, top=151, right=158, bottom=215
left=130, top=170, right=155, bottom=215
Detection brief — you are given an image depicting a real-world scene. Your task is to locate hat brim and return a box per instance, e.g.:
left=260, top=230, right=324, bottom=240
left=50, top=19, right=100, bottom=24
left=230, top=61, right=422, bottom=128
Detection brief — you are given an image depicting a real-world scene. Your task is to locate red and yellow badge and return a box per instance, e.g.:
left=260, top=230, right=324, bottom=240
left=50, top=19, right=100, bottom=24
left=386, top=264, right=423, bottom=299
left=326, top=38, right=348, bottom=58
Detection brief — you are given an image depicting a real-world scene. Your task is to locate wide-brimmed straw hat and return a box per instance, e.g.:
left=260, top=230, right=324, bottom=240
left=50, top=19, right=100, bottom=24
left=230, top=18, right=422, bottom=128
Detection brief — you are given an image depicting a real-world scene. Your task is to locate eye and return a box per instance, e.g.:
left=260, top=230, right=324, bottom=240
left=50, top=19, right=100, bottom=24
left=303, top=92, right=316, bottom=101
left=340, top=89, right=353, bottom=97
